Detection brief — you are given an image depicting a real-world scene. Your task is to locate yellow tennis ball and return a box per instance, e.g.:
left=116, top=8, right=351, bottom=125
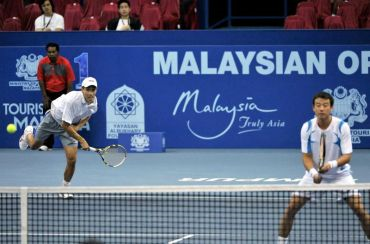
left=6, top=123, right=17, bottom=134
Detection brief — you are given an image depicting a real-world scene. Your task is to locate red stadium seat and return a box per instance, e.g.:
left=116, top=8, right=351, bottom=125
left=323, top=14, right=345, bottom=28
left=160, top=0, right=180, bottom=29
left=130, top=0, right=142, bottom=19
left=366, top=16, right=370, bottom=28
left=22, top=3, right=41, bottom=31
left=99, top=2, right=118, bottom=30
left=2, top=0, right=24, bottom=20
left=83, top=0, right=105, bottom=18
left=181, top=0, right=199, bottom=29
left=284, top=15, right=306, bottom=29
left=102, top=0, right=118, bottom=3
left=33, top=0, right=80, bottom=15
left=296, top=1, right=318, bottom=28
left=140, top=2, right=163, bottom=30
left=308, top=0, right=331, bottom=27
left=359, top=0, right=370, bottom=28
left=337, top=1, right=359, bottom=28
left=79, top=16, right=100, bottom=30
left=64, top=2, right=83, bottom=31
left=349, top=0, right=366, bottom=17
left=52, top=0, right=65, bottom=15
left=2, top=16, right=22, bottom=31
left=0, top=4, right=4, bottom=30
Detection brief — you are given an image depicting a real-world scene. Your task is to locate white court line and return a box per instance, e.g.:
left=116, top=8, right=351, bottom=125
left=168, top=234, right=194, bottom=244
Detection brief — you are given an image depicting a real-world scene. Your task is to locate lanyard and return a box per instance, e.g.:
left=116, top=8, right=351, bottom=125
left=43, top=13, right=54, bottom=29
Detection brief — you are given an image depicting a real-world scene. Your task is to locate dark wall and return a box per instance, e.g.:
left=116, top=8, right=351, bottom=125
left=204, top=0, right=306, bottom=28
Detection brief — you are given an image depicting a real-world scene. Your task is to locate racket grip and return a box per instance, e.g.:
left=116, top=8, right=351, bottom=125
left=89, top=147, right=98, bottom=152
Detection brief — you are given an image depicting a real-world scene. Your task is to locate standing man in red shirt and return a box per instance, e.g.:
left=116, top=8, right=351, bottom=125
left=37, top=42, right=75, bottom=150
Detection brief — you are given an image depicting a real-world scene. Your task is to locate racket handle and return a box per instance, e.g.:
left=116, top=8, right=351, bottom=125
left=89, top=147, right=98, bottom=152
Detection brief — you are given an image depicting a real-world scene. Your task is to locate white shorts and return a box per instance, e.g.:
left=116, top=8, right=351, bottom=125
left=293, top=172, right=359, bottom=199
left=299, top=171, right=356, bottom=185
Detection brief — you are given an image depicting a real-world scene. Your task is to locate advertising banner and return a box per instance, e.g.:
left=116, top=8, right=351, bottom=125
left=1, top=45, right=369, bottom=148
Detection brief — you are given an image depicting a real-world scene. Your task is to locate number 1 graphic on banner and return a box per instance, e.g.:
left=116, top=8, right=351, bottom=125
left=74, top=52, right=89, bottom=89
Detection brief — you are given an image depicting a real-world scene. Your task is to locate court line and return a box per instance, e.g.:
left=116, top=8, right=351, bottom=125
left=168, top=234, right=194, bottom=244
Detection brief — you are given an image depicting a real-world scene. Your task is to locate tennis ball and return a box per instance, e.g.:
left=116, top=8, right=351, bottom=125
left=6, top=123, right=17, bottom=134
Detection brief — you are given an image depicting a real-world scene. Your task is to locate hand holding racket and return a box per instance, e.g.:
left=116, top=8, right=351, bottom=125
left=89, top=144, right=127, bottom=167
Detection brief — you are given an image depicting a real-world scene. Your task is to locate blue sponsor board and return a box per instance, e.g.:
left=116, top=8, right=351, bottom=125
left=0, top=32, right=369, bottom=148
left=118, top=132, right=166, bottom=153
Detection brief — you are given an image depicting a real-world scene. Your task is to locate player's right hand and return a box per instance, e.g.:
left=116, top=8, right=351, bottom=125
left=80, top=139, right=89, bottom=151
left=318, top=163, right=331, bottom=173
left=313, top=174, right=322, bottom=184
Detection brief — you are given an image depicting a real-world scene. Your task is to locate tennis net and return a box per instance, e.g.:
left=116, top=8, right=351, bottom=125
left=1, top=184, right=370, bottom=244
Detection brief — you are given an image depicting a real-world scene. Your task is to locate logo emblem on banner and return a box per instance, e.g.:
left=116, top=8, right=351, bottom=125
left=9, top=53, right=43, bottom=91
left=130, top=134, right=150, bottom=152
left=324, top=86, right=368, bottom=144
left=106, top=85, right=145, bottom=139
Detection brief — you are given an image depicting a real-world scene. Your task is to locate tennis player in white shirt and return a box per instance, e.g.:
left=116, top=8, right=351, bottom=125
left=19, top=77, right=98, bottom=198
left=278, top=91, right=370, bottom=243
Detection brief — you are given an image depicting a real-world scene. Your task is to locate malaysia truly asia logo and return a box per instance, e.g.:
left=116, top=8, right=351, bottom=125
left=172, top=89, right=283, bottom=140
left=9, top=54, right=43, bottom=91
left=324, top=86, right=368, bottom=144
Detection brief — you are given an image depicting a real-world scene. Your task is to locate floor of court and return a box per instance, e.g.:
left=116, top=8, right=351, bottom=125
left=0, top=148, right=369, bottom=186
left=1, top=148, right=370, bottom=244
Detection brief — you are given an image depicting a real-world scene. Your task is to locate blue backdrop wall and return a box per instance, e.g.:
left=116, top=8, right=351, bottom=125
left=0, top=30, right=369, bottom=148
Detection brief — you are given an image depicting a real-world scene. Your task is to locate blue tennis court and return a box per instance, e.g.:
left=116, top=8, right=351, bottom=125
left=1, top=148, right=370, bottom=243
left=0, top=148, right=369, bottom=186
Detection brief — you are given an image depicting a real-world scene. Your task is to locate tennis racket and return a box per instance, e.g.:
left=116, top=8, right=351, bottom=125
left=318, top=133, right=326, bottom=172
left=89, top=144, right=127, bottom=167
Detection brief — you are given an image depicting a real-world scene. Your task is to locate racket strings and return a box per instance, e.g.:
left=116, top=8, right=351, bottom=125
left=101, top=146, right=127, bottom=167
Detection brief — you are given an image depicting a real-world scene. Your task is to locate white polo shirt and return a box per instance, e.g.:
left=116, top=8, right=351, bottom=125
left=51, top=91, right=98, bottom=125
left=301, top=116, right=352, bottom=178
left=35, top=13, right=64, bottom=31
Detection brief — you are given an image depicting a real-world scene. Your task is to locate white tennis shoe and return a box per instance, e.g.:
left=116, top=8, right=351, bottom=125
left=38, top=145, right=49, bottom=151
left=19, top=126, right=34, bottom=150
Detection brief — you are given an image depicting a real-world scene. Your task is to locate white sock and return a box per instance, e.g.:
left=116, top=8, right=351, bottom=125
left=278, top=236, right=288, bottom=244
left=63, top=180, right=70, bottom=187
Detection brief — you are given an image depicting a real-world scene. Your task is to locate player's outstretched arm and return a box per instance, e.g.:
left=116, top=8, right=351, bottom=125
left=62, top=121, right=89, bottom=150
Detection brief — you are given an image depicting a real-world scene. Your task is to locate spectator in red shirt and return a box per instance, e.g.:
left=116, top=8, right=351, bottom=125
left=37, top=42, right=75, bottom=151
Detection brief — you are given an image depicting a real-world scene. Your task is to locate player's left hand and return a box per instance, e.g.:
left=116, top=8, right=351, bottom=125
left=313, top=174, right=322, bottom=184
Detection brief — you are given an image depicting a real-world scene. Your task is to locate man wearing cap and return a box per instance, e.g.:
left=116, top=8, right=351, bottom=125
left=19, top=77, right=98, bottom=199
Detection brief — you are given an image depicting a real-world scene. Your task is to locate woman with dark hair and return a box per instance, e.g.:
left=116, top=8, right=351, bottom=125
left=106, top=0, right=143, bottom=31
left=35, top=0, right=64, bottom=31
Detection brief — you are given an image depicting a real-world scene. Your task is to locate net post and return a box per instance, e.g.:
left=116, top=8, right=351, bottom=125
left=20, top=187, right=28, bottom=244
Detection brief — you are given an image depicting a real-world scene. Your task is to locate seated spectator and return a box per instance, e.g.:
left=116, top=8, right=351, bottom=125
left=35, top=0, right=64, bottom=31
left=106, top=0, right=143, bottom=31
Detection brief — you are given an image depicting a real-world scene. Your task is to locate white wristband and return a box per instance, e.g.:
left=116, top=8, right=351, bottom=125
left=328, top=160, right=338, bottom=169
left=309, top=168, right=318, bottom=177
